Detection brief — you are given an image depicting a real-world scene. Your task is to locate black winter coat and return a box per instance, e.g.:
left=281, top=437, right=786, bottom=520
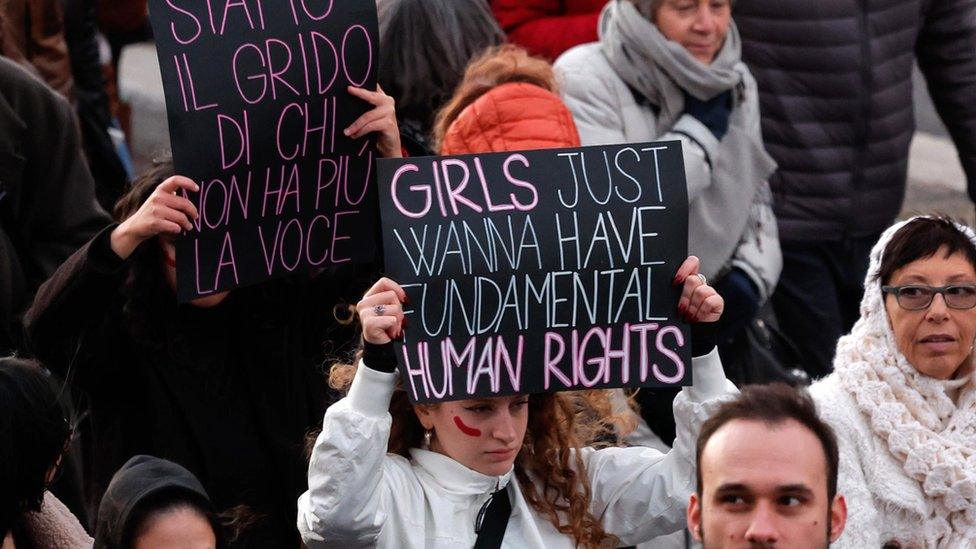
left=0, top=57, right=108, bottom=353
left=735, top=0, right=976, bottom=242
left=25, top=226, right=370, bottom=547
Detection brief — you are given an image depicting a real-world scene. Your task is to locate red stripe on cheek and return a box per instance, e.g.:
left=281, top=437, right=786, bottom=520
left=453, top=416, right=481, bottom=437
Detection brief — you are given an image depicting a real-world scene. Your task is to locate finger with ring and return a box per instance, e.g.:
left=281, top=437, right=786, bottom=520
left=373, top=304, right=386, bottom=316
left=696, top=273, right=707, bottom=285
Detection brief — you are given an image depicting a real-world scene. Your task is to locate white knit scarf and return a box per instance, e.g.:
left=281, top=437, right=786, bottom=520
left=833, top=217, right=976, bottom=545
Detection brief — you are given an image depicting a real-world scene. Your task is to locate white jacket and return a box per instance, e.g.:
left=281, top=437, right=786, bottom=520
left=810, top=375, right=956, bottom=548
left=298, top=350, right=736, bottom=548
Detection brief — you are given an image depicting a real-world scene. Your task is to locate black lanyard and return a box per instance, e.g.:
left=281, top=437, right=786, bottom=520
left=473, top=486, right=512, bottom=549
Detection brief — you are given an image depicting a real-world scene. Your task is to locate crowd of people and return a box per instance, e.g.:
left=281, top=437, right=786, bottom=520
left=1, top=0, right=975, bottom=547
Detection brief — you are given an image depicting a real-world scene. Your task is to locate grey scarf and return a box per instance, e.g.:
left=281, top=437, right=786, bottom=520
left=600, top=0, right=742, bottom=129
left=599, top=0, right=776, bottom=279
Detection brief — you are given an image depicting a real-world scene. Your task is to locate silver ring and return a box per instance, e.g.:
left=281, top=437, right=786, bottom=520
left=696, top=273, right=707, bottom=285
left=373, top=304, right=386, bottom=316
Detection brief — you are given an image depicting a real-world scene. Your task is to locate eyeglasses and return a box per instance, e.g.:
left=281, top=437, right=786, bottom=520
left=881, top=284, right=976, bottom=310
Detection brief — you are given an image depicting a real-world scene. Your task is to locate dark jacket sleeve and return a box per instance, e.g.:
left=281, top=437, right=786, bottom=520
left=18, top=66, right=110, bottom=292
left=62, top=0, right=130, bottom=211
left=916, top=0, right=976, bottom=201
left=24, top=224, right=127, bottom=380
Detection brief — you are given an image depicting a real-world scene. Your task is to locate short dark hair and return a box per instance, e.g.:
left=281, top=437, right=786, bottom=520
left=377, top=0, right=504, bottom=127
left=695, top=383, right=839, bottom=502
left=877, top=216, right=976, bottom=286
left=0, top=357, right=72, bottom=535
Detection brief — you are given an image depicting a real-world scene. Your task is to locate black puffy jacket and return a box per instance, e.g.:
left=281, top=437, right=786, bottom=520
left=735, top=0, right=976, bottom=243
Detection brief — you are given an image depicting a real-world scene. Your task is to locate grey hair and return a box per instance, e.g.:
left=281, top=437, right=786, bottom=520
left=630, top=0, right=735, bottom=18
left=630, top=0, right=662, bottom=18
left=377, top=0, right=505, bottom=126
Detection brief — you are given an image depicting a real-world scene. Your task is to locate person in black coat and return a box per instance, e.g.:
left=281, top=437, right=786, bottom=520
left=733, top=0, right=976, bottom=379
left=0, top=55, right=109, bottom=355
left=61, top=0, right=131, bottom=212
left=25, top=86, right=401, bottom=546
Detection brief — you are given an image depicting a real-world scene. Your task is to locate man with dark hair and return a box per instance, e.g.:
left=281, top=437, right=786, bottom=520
left=688, top=383, right=848, bottom=548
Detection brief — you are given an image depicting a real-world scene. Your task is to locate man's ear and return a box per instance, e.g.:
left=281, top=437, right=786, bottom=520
left=688, top=492, right=703, bottom=542
left=828, top=494, right=847, bottom=542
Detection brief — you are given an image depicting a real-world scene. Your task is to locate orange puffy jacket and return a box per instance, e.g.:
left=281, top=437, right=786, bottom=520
left=440, top=82, right=580, bottom=156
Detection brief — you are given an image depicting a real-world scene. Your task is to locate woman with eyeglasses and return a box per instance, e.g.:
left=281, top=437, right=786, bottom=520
left=0, top=357, right=91, bottom=549
left=809, top=216, right=976, bottom=547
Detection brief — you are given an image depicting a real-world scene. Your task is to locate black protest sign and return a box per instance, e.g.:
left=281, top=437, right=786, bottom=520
left=148, top=1, right=379, bottom=302
left=377, top=142, right=690, bottom=404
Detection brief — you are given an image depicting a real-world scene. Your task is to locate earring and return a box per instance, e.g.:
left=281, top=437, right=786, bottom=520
left=423, top=429, right=432, bottom=450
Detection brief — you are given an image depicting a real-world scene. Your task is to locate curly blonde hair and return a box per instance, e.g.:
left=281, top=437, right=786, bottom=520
left=329, top=356, right=635, bottom=547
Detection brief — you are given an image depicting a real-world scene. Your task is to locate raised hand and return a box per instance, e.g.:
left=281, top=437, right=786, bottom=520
left=357, top=277, right=408, bottom=345
left=110, top=176, right=200, bottom=260
left=344, top=85, right=402, bottom=159
left=673, top=256, right=724, bottom=323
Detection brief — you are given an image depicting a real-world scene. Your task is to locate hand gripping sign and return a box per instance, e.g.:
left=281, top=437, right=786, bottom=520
left=378, top=142, right=691, bottom=404
left=149, top=0, right=380, bottom=301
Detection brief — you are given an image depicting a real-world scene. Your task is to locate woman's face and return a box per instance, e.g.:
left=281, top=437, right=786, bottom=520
left=653, top=0, right=732, bottom=65
left=414, top=395, right=529, bottom=476
left=134, top=507, right=216, bottom=549
left=884, top=248, right=976, bottom=380
left=158, top=236, right=229, bottom=308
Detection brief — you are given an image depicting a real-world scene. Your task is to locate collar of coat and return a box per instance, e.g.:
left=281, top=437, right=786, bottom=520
left=409, top=448, right=514, bottom=498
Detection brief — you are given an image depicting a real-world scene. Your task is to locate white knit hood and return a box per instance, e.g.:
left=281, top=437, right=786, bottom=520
left=832, top=216, right=976, bottom=545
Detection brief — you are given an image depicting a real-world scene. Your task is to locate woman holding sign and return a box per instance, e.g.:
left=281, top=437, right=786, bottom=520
left=24, top=86, right=402, bottom=547
left=297, top=262, right=735, bottom=548
left=556, top=0, right=781, bottom=356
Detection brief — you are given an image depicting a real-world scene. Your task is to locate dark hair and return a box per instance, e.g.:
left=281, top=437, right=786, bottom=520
left=122, top=488, right=227, bottom=548
left=377, top=0, right=504, bottom=128
left=110, top=158, right=187, bottom=356
left=695, top=383, right=839, bottom=502
left=0, top=357, right=72, bottom=536
left=876, top=216, right=976, bottom=286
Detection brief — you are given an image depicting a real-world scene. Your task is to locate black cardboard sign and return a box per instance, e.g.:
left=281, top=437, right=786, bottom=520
left=377, top=142, right=691, bottom=404
left=148, top=1, right=379, bottom=302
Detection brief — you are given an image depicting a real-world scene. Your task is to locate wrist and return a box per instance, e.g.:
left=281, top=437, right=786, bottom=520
left=109, top=223, right=141, bottom=260
left=363, top=341, right=398, bottom=373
